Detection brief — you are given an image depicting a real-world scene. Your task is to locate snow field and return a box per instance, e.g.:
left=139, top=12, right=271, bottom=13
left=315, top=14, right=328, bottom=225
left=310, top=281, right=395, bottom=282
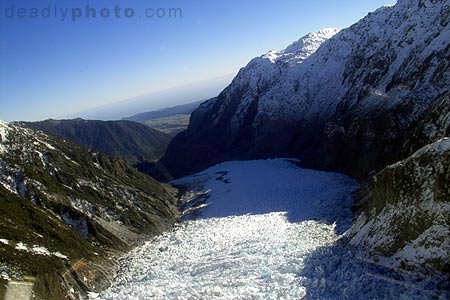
left=96, top=159, right=449, bottom=300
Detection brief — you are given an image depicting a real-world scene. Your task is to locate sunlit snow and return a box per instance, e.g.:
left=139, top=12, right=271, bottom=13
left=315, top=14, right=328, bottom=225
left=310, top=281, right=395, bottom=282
left=0, top=120, right=10, bottom=154
left=96, top=159, right=449, bottom=300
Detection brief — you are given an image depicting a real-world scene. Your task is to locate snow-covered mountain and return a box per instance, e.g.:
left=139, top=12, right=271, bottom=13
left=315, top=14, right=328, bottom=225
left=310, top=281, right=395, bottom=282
left=160, top=0, right=450, bottom=179
left=0, top=121, right=179, bottom=299
left=152, top=0, right=450, bottom=279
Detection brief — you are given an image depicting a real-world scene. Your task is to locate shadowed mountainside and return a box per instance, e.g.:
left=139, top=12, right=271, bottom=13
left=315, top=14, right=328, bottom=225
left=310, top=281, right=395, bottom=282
left=18, top=119, right=172, bottom=165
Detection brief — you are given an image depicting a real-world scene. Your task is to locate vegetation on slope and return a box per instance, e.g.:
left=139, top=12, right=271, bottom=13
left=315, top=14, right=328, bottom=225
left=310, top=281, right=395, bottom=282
left=0, top=122, right=179, bottom=299
left=18, top=119, right=172, bottom=164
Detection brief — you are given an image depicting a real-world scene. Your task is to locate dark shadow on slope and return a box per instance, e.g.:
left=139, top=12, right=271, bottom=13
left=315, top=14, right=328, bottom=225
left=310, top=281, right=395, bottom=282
left=299, top=241, right=450, bottom=300
left=135, top=161, right=171, bottom=182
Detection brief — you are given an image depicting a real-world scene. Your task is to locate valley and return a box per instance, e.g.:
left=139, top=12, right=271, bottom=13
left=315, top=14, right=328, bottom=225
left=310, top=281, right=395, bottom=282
left=95, top=160, right=449, bottom=299
left=123, top=100, right=204, bottom=136
left=0, top=0, right=449, bottom=299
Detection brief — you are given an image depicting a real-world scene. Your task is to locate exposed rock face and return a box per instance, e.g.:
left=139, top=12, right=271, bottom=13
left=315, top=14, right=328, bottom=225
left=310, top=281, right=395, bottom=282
left=404, top=91, right=450, bottom=154
left=0, top=121, right=179, bottom=299
left=159, top=0, right=450, bottom=180
left=347, top=91, right=450, bottom=274
left=348, top=138, right=450, bottom=274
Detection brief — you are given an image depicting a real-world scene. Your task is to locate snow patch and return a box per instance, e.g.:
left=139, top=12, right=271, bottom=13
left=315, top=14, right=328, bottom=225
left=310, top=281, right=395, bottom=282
left=68, top=197, right=96, bottom=217
left=392, top=225, right=450, bottom=270
left=427, top=137, right=450, bottom=153
left=63, top=154, right=80, bottom=166
left=35, top=137, right=56, bottom=150
left=11, top=241, right=68, bottom=259
left=15, top=242, right=27, bottom=251
left=0, top=120, right=9, bottom=154
left=0, top=161, right=27, bottom=197
left=53, top=252, right=69, bottom=260
left=31, top=245, right=51, bottom=256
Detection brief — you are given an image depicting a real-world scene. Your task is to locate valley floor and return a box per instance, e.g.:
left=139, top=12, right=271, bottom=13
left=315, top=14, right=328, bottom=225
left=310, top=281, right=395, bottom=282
left=93, top=159, right=449, bottom=300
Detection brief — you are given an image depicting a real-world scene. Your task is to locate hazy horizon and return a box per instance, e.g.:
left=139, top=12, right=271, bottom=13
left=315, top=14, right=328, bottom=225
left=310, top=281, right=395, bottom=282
left=0, top=0, right=393, bottom=122
left=61, top=74, right=234, bottom=121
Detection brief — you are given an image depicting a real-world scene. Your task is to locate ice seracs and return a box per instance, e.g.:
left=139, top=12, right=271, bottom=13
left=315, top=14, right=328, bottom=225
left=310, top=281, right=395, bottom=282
left=97, top=159, right=358, bottom=299
left=97, top=159, right=449, bottom=300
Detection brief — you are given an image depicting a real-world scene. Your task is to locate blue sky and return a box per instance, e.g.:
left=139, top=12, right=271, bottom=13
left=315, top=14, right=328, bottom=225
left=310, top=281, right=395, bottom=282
left=0, top=0, right=392, bottom=121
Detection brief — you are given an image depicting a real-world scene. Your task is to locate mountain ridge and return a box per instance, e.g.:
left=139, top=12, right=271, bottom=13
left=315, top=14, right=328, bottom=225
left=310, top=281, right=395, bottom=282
left=18, top=119, right=172, bottom=165
left=158, top=0, right=450, bottom=180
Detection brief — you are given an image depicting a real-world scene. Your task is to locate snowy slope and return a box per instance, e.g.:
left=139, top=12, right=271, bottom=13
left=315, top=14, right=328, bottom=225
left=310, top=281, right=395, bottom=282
left=348, top=138, right=450, bottom=273
left=161, top=0, right=450, bottom=179
left=96, top=159, right=449, bottom=300
left=222, top=28, right=340, bottom=130
left=0, top=120, right=11, bottom=155
left=246, top=0, right=449, bottom=124
left=189, top=28, right=341, bottom=131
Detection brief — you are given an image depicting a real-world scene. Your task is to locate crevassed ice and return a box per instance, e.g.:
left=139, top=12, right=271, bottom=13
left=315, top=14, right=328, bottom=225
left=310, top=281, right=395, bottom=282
left=97, top=159, right=448, bottom=300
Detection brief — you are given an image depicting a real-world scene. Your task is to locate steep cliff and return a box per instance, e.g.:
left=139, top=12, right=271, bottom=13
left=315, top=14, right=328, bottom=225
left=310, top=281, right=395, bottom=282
left=349, top=138, right=450, bottom=274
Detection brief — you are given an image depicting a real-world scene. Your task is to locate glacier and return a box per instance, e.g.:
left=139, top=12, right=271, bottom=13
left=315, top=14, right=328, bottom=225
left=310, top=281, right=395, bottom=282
left=95, top=159, right=449, bottom=300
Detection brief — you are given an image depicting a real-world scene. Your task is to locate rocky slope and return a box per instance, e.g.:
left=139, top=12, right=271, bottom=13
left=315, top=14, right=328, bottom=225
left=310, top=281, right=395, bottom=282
left=348, top=138, right=450, bottom=274
left=404, top=91, right=450, bottom=154
left=159, top=0, right=450, bottom=180
left=18, top=119, right=172, bottom=165
left=0, top=121, right=179, bottom=299
left=346, top=91, right=450, bottom=273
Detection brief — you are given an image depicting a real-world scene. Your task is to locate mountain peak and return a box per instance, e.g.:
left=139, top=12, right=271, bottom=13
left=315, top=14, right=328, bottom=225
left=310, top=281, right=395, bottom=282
left=283, top=27, right=341, bottom=55
left=226, top=27, right=340, bottom=100
left=260, top=28, right=341, bottom=64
